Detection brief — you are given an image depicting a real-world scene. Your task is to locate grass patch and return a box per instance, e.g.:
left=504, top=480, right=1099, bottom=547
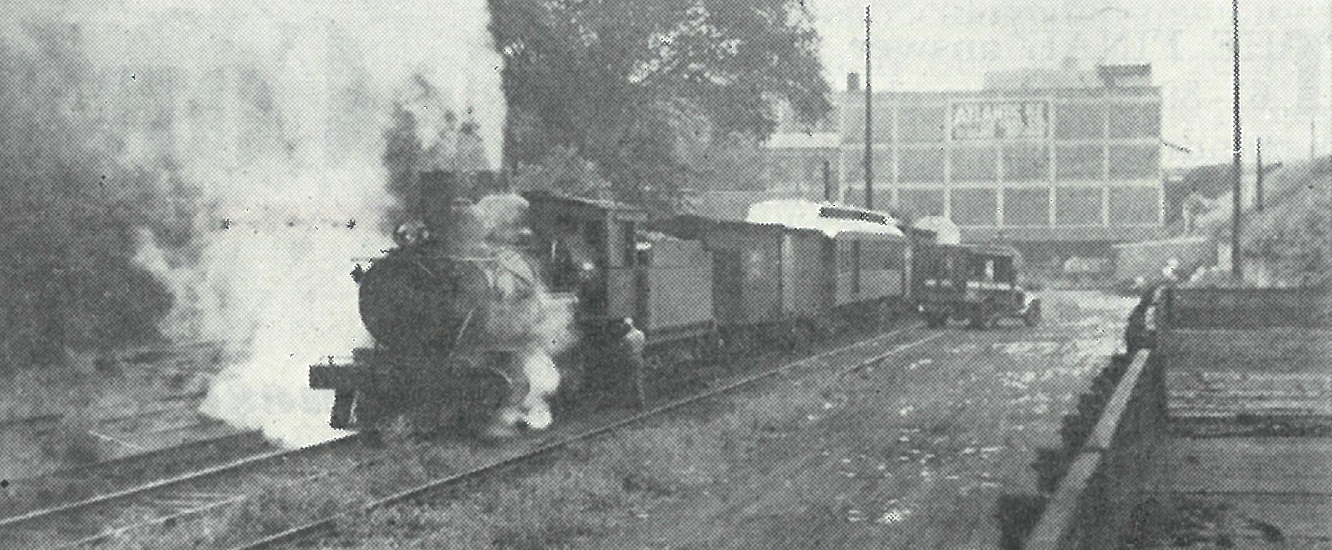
left=102, top=323, right=902, bottom=548
left=313, top=354, right=840, bottom=548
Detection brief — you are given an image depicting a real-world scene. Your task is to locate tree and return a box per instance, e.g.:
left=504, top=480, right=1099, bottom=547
left=489, top=0, right=830, bottom=212
left=0, top=22, right=186, bottom=370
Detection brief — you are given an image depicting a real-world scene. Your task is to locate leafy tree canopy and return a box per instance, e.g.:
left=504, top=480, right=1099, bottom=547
left=489, top=0, right=830, bottom=212
left=0, top=22, right=186, bottom=368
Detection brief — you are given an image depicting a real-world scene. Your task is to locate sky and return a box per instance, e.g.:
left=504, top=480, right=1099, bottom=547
left=810, top=0, right=1332, bottom=167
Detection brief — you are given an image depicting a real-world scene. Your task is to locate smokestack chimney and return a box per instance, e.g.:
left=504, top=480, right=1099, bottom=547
left=846, top=72, right=861, bottom=92
left=419, top=171, right=461, bottom=231
left=1060, top=56, right=1078, bottom=70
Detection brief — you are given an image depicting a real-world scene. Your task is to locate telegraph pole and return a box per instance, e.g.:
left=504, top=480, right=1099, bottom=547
left=1255, top=137, right=1264, bottom=211
left=864, top=4, right=874, bottom=210
left=1230, top=0, right=1243, bottom=280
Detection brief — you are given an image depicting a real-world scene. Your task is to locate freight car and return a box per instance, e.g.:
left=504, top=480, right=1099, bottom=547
left=309, top=170, right=1040, bottom=434
left=527, top=197, right=918, bottom=406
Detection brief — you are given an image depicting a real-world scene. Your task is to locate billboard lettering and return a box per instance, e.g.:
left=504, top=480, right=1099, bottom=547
left=951, top=101, right=1048, bottom=140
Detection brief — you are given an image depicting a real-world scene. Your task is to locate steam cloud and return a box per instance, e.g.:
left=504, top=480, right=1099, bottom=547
left=13, top=1, right=508, bottom=447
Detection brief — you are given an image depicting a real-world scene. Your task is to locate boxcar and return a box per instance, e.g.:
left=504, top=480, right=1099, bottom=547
left=832, top=230, right=911, bottom=309
left=691, top=219, right=828, bottom=331
left=663, top=209, right=912, bottom=345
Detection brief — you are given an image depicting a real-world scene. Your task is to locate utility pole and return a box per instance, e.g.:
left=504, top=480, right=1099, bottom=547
left=1312, top=119, right=1317, bottom=160
left=822, top=159, right=833, bottom=202
left=1256, top=137, right=1264, bottom=211
left=864, top=4, right=874, bottom=210
left=1230, top=0, right=1243, bottom=280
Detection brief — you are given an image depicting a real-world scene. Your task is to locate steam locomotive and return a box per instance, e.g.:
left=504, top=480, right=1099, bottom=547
left=309, top=170, right=1039, bottom=434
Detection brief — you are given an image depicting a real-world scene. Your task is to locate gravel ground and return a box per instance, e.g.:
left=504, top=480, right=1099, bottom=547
left=294, top=290, right=1133, bottom=550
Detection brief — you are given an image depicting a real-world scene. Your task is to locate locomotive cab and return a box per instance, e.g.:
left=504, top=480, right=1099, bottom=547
left=523, top=192, right=717, bottom=406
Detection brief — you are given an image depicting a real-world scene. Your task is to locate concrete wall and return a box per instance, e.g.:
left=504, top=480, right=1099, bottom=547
left=1026, top=350, right=1168, bottom=549
left=1111, top=236, right=1214, bottom=283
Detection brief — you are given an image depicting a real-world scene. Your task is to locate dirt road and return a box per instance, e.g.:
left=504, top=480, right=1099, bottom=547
left=581, top=291, right=1134, bottom=550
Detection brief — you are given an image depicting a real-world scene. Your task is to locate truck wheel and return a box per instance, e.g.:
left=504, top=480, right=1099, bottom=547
left=1023, top=300, right=1042, bottom=327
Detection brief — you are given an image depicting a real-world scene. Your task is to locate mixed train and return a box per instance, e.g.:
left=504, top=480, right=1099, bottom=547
left=310, top=170, right=1041, bottom=434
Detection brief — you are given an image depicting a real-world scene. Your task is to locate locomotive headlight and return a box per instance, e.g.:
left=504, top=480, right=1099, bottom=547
left=392, top=223, right=416, bottom=247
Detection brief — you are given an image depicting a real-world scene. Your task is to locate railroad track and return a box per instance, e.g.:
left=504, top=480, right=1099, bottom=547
left=0, top=429, right=273, bottom=519
left=0, top=413, right=63, bottom=435
left=0, top=389, right=208, bottom=441
left=0, top=324, right=944, bottom=548
left=237, top=326, right=947, bottom=549
left=0, top=434, right=362, bottom=548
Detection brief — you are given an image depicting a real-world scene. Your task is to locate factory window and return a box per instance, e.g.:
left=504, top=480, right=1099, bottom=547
left=842, top=187, right=865, bottom=207
left=898, top=147, right=946, bottom=183
left=841, top=104, right=864, bottom=144
left=872, top=104, right=895, bottom=143
left=841, top=103, right=896, bottom=143
left=872, top=155, right=894, bottom=185
left=1003, top=188, right=1050, bottom=226
left=1107, top=102, right=1160, bottom=138
left=1056, top=144, right=1103, bottom=180
left=951, top=146, right=997, bottom=182
left=898, top=105, right=947, bottom=143
left=1109, top=186, right=1160, bottom=225
left=951, top=188, right=998, bottom=226
left=1002, top=144, right=1050, bottom=182
left=896, top=189, right=946, bottom=218
left=842, top=150, right=864, bottom=184
left=1054, top=103, right=1105, bottom=139
left=1108, top=145, right=1159, bottom=180
left=809, top=158, right=838, bottom=197
left=1055, top=187, right=1103, bottom=225
left=868, top=190, right=893, bottom=211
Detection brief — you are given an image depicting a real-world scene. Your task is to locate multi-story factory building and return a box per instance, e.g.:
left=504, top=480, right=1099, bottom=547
left=767, top=63, right=1169, bottom=266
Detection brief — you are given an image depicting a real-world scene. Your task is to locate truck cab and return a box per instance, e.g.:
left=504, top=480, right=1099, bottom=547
left=916, top=243, right=1040, bottom=329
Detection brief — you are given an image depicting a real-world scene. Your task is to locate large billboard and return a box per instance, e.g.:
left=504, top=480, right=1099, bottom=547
left=951, top=101, right=1048, bottom=140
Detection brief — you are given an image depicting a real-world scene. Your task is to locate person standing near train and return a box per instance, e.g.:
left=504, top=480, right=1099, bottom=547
left=619, top=317, right=647, bottom=409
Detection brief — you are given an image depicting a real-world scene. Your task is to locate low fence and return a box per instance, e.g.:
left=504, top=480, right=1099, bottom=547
left=1111, top=237, right=1214, bottom=283
left=1163, top=286, right=1330, bottom=329
left=1024, top=349, right=1168, bottom=549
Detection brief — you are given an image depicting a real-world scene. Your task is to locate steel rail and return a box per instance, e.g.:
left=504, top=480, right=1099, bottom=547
left=234, top=327, right=946, bottom=550
left=0, top=433, right=361, bottom=547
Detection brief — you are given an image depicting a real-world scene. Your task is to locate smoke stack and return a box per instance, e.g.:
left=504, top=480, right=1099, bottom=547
left=419, top=171, right=461, bottom=232
left=846, top=72, right=861, bottom=92
left=1060, top=56, right=1079, bottom=70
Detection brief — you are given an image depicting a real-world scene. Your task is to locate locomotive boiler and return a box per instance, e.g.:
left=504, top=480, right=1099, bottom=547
left=310, top=171, right=555, bottom=434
